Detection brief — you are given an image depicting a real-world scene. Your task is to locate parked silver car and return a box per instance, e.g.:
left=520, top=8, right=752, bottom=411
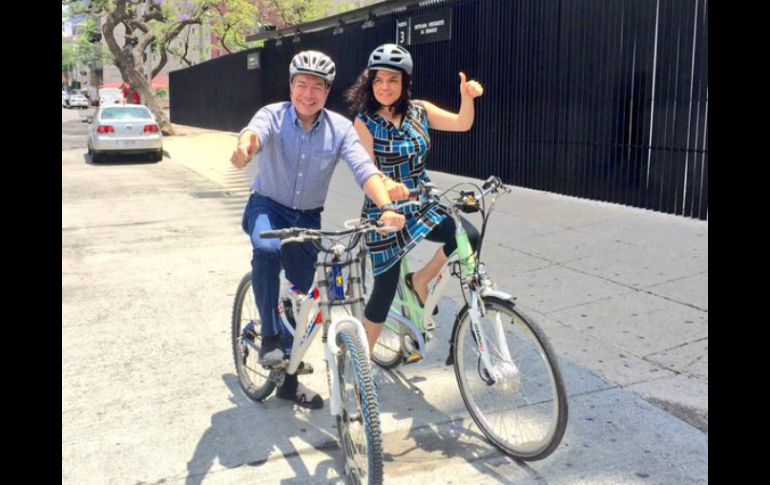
left=68, top=94, right=89, bottom=109
left=86, top=105, right=163, bottom=163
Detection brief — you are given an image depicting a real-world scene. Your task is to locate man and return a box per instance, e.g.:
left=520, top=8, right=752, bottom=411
left=230, top=50, right=408, bottom=409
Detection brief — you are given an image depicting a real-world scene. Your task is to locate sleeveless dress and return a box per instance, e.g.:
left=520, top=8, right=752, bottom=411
left=359, top=101, right=449, bottom=276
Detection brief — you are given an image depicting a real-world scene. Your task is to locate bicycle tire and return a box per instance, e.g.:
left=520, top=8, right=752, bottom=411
left=452, top=296, right=568, bottom=460
left=335, top=323, right=384, bottom=485
left=231, top=272, right=276, bottom=401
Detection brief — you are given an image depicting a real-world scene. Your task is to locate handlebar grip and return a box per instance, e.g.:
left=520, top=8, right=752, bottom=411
left=260, top=229, right=286, bottom=239
left=482, top=175, right=498, bottom=190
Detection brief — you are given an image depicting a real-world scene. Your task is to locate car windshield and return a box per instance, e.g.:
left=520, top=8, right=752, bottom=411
left=101, top=107, right=153, bottom=120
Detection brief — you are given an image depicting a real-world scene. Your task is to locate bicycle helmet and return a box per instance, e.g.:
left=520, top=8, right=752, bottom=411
left=367, top=43, right=413, bottom=76
left=289, top=50, right=336, bottom=84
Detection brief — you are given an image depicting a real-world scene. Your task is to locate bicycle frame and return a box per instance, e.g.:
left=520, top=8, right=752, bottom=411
left=382, top=190, right=516, bottom=383
left=275, top=244, right=371, bottom=417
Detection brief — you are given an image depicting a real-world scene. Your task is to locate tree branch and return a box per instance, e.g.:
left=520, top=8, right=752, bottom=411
left=220, top=22, right=235, bottom=54
left=168, top=29, right=193, bottom=68
left=103, top=1, right=134, bottom=72
left=152, top=45, right=168, bottom=79
left=270, top=0, right=290, bottom=26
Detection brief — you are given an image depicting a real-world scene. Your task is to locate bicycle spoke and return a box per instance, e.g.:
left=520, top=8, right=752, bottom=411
left=232, top=274, right=276, bottom=402
left=454, top=298, right=566, bottom=459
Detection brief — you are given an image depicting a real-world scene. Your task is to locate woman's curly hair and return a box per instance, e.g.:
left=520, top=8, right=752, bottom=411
left=344, top=69, right=413, bottom=117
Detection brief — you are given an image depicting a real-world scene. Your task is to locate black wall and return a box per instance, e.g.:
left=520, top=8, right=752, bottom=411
left=170, top=0, right=708, bottom=219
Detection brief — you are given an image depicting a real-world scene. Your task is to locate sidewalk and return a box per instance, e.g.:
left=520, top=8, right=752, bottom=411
left=63, top=122, right=707, bottom=484
left=164, top=125, right=708, bottom=433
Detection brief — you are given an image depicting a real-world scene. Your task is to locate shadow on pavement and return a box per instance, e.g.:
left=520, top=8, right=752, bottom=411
left=184, top=373, right=345, bottom=485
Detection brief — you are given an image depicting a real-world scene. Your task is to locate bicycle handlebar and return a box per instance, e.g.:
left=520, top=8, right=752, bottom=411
left=261, top=176, right=510, bottom=244
left=396, top=176, right=510, bottom=214
left=260, top=220, right=386, bottom=254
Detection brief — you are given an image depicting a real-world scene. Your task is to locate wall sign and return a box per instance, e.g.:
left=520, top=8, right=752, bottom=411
left=396, top=9, right=452, bottom=47
left=247, top=53, right=260, bottom=70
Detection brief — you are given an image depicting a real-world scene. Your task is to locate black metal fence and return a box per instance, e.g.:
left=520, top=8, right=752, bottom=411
left=170, top=0, right=708, bottom=219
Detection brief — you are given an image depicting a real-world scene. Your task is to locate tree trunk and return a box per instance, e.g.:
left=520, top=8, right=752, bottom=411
left=123, top=69, right=174, bottom=135
left=102, top=11, right=176, bottom=136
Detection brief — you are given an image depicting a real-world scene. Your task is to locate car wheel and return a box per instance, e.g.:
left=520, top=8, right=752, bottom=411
left=152, top=149, right=163, bottom=162
left=91, top=151, right=102, bottom=163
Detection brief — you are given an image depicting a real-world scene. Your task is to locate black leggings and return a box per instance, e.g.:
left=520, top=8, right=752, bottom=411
left=364, top=215, right=480, bottom=323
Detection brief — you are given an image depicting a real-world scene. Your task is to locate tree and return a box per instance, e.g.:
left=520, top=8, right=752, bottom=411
left=259, top=0, right=335, bottom=28
left=63, top=0, right=350, bottom=134
left=64, top=0, right=219, bottom=135
left=62, top=43, right=78, bottom=88
left=196, top=0, right=342, bottom=57
left=207, top=0, right=261, bottom=55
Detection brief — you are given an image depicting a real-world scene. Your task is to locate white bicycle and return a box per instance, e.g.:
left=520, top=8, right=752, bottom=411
left=231, top=219, right=388, bottom=484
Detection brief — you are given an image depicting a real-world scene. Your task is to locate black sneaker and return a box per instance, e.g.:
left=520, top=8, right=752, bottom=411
left=258, top=334, right=285, bottom=366
left=276, top=374, right=323, bottom=409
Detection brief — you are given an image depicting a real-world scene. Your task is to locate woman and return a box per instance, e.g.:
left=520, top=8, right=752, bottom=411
left=345, top=43, right=485, bottom=356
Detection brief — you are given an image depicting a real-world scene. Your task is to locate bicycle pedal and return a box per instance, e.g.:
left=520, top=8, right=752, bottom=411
left=263, top=359, right=289, bottom=371
left=294, top=361, right=314, bottom=375
left=403, top=351, right=423, bottom=365
left=425, top=320, right=436, bottom=331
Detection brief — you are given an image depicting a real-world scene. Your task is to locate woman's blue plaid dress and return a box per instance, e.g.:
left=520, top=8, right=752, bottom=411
left=359, top=101, right=450, bottom=276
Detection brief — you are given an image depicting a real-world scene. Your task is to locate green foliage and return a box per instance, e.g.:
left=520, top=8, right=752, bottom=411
left=62, top=43, right=77, bottom=76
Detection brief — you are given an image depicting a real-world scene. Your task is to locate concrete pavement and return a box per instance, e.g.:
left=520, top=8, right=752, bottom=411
left=62, top=111, right=707, bottom=484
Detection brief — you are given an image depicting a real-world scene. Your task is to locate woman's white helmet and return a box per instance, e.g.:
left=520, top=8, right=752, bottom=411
left=367, top=44, right=413, bottom=76
left=289, top=50, right=336, bottom=84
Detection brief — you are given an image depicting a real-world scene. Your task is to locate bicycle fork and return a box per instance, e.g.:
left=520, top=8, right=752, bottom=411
left=317, top=257, right=372, bottom=418
left=455, top=288, right=521, bottom=389
left=324, top=317, right=370, bottom=417
left=466, top=290, right=501, bottom=383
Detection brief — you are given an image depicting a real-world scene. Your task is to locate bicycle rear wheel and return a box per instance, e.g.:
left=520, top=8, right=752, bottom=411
left=452, top=296, right=568, bottom=460
left=335, top=322, right=384, bottom=484
left=231, top=272, right=276, bottom=401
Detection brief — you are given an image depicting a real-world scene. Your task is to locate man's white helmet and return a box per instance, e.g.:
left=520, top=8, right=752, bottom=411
left=289, top=50, right=336, bottom=84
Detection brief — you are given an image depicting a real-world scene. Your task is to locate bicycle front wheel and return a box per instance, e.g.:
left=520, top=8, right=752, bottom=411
left=335, top=322, right=384, bottom=485
left=453, top=296, right=568, bottom=460
left=231, top=272, right=275, bottom=401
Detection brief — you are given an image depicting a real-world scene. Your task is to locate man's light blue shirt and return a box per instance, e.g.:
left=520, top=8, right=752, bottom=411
left=241, top=102, right=381, bottom=211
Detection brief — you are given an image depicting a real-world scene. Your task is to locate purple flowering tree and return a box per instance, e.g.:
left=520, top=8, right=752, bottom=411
left=65, top=0, right=217, bottom=135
